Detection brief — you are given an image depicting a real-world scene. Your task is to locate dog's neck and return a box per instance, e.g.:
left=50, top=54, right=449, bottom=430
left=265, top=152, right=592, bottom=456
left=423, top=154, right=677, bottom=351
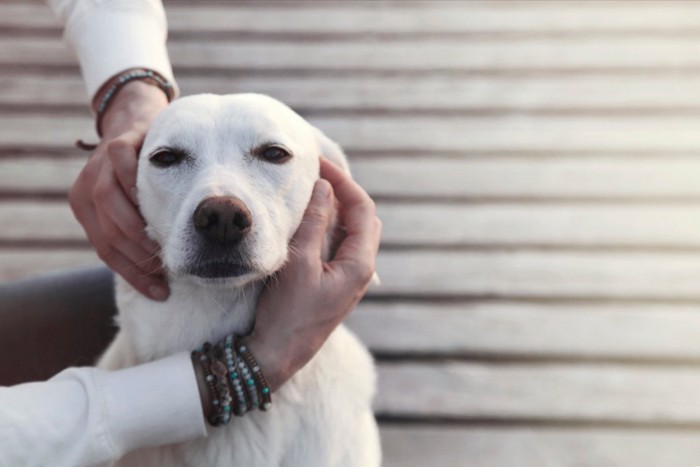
left=115, top=275, right=264, bottom=363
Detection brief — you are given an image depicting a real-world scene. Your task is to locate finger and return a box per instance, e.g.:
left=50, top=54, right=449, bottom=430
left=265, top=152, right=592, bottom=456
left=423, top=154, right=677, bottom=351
left=332, top=214, right=382, bottom=285
left=92, top=162, right=163, bottom=274
left=78, top=191, right=167, bottom=296
left=98, top=245, right=169, bottom=301
left=319, top=158, right=375, bottom=235
left=290, top=179, right=334, bottom=259
left=108, top=138, right=140, bottom=206
left=320, top=158, right=380, bottom=267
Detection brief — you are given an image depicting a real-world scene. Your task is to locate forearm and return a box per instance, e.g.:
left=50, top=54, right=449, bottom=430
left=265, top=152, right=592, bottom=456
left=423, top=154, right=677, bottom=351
left=46, top=0, right=178, bottom=102
left=0, top=353, right=206, bottom=467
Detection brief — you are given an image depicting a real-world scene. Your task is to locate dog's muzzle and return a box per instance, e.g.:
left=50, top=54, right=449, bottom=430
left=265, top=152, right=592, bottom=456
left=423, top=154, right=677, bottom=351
left=193, top=196, right=252, bottom=245
left=188, top=196, right=254, bottom=279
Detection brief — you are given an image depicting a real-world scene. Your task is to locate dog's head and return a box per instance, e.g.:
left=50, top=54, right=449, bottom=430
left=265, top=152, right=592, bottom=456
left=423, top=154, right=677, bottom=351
left=137, top=93, right=346, bottom=287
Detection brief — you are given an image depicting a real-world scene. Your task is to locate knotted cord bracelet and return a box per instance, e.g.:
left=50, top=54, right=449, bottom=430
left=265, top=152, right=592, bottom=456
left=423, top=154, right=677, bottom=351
left=92, top=67, right=175, bottom=137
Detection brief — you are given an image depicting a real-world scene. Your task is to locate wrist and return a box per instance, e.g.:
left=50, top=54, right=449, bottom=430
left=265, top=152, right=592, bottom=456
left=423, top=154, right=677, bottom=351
left=191, top=352, right=213, bottom=419
left=244, top=330, right=292, bottom=392
left=99, top=81, right=169, bottom=140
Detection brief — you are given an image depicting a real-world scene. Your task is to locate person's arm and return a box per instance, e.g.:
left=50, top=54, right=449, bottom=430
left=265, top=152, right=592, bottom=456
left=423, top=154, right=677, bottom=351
left=47, top=0, right=176, bottom=300
left=0, top=160, right=380, bottom=466
left=47, top=0, right=177, bottom=101
left=0, top=353, right=206, bottom=467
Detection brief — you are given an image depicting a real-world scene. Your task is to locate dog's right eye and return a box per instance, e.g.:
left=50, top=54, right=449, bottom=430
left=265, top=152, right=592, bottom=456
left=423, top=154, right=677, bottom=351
left=149, top=149, right=184, bottom=168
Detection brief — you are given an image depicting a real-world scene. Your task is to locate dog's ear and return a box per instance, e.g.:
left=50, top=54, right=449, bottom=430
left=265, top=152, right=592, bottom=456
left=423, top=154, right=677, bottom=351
left=313, top=126, right=350, bottom=174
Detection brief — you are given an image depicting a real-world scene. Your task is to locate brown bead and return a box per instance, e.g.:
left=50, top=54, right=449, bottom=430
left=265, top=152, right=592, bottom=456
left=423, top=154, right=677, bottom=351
left=211, top=359, right=228, bottom=377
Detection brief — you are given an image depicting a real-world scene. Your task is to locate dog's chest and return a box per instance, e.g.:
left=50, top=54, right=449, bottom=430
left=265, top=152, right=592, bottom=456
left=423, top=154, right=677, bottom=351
left=114, top=277, right=262, bottom=362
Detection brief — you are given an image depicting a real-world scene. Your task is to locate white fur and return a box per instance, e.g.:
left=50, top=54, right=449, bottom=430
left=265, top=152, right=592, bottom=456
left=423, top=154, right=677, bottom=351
left=98, top=94, right=381, bottom=466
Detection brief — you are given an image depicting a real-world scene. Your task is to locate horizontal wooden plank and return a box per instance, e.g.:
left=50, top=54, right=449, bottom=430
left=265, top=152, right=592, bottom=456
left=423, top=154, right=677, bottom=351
left=7, top=248, right=700, bottom=300
left=12, top=73, right=700, bottom=112
left=9, top=2, right=700, bottom=35
left=375, top=362, right=700, bottom=423
left=136, top=37, right=700, bottom=72
left=377, top=203, right=700, bottom=247
left=0, top=202, right=81, bottom=240
left=380, top=425, right=700, bottom=467
left=6, top=200, right=700, bottom=250
left=375, top=250, right=700, bottom=300
left=10, top=114, right=700, bottom=153
left=0, top=248, right=99, bottom=281
left=5, top=155, right=700, bottom=200
left=353, top=157, right=700, bottom=199
left=10, top=35, right=700, bottom=72
left=348, top=301, right=700, bottom=361
left=0, top=157, right=83, bottom=193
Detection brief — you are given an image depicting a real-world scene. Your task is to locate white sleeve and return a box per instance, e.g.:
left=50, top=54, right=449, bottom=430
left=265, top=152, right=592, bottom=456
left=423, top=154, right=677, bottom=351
left=0, top=352, right=207, bottom=467
left=45, top=0, right=179, bottom=102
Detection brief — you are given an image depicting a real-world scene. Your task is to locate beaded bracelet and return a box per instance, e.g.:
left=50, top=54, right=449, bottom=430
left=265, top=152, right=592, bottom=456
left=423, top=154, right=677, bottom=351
left=192, top=347, right=226, bottom=427
left=238, top=342, right=272, bottom=411
left=92, top=67, right=175, bottom=137
left=236, top=348, right=260, bottom=411
left=224, top=335, right=249, bottom=416
left=193, top=333, right=273, bottom=426
left=208, top=346, right=233, bottom=426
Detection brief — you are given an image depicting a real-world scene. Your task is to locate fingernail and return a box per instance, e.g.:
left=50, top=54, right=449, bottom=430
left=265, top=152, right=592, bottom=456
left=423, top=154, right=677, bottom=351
left=313, top=180, right=330, bottom=199
left=148, top=285, right=168, bottom=301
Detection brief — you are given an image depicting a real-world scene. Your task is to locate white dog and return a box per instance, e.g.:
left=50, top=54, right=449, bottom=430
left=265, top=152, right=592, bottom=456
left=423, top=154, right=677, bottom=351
left=98, top=94, right=381, bottom=466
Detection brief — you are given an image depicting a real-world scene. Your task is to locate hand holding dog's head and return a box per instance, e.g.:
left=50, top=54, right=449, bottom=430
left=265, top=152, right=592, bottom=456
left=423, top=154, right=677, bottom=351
left=136, top=93, right=337, bottom=287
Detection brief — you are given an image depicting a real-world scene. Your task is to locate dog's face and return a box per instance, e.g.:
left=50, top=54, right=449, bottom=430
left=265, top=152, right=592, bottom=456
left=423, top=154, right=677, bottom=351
left=137, top=94, right=330, bottom=287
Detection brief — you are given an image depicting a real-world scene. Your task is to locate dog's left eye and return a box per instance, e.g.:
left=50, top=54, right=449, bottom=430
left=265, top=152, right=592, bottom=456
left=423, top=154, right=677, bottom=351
left=149, top=149, right=184, bottom=168
left=258, top=146, right=292, bottom=164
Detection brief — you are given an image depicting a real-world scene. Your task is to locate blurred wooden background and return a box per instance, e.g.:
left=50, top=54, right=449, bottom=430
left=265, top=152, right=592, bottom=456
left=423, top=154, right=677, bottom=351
left=6, top=1, right=700, bottom=465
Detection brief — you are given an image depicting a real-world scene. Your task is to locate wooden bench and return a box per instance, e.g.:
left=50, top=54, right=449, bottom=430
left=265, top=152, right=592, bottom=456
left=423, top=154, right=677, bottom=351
left=5, top=1, right=700, bottom=465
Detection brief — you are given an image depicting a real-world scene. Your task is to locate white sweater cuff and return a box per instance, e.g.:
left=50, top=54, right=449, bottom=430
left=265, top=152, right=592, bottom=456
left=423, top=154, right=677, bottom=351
left=98, top=352, right=207, bottom=455
left=62, top=1, right=179, bottom=102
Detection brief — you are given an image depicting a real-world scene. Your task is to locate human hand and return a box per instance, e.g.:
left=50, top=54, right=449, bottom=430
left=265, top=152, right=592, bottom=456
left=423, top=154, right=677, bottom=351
left=246, top=158, right=382, bottom=391
left=69, top=81, right=170, bottom=300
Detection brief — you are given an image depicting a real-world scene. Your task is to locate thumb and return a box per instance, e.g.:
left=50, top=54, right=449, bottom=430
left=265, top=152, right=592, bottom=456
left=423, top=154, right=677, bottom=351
left=291, top=179, right=334, bottom=257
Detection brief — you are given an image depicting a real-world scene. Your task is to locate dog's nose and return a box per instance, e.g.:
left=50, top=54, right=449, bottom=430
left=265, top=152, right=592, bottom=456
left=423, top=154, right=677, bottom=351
left=193, top=196, right=252, bottom=245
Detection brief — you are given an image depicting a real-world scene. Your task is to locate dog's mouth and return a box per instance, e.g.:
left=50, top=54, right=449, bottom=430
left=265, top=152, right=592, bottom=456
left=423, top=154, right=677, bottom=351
left=187, top=261, right=253, bottom=279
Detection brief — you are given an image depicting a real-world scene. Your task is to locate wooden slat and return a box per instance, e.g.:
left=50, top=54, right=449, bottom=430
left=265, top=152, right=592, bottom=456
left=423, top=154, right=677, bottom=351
left=9, top=2, right=700, bottom=35
left=377, top=203, right=700, bottom=247
left=10, top=114, right=700, bottom=153
left=375, top=250, right=700, bottom=300
left=11, top=73, right=700, bottom=112
left=0, top=202, right=81, bottom=240
left=7, top=248, right=700, bottom=300
left=165, top=38, right=700, bottom=72
left=0, top=248, right=98, bottom=280
left=0, top=157, right=83, bottom=193
left=353, top=158, right=700, bottom=199
left=348, top=302, right=700, bottom=361
left=375, top=362, right=700, bottom=423
left=5, top=156, right=700, bottom=200
left=6, top=200, right=700, bottom=249
left=380, top=425, right=700, bottom=467
left=10, top=36, right=700, bottom=72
